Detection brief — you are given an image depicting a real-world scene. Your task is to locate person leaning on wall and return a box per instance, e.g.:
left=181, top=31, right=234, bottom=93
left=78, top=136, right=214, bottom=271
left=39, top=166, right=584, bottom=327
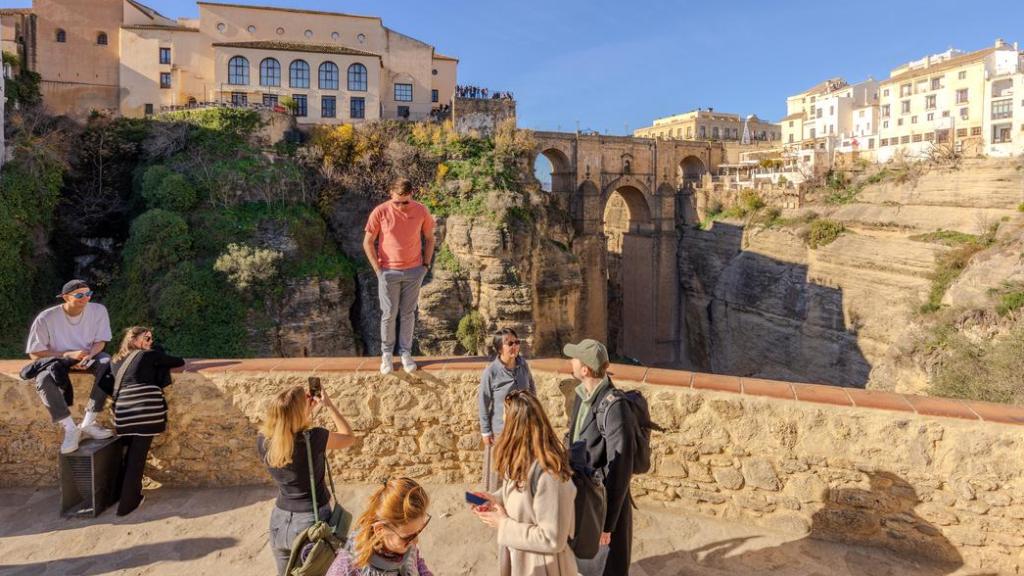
left=109, top=326, right=184, bottom=516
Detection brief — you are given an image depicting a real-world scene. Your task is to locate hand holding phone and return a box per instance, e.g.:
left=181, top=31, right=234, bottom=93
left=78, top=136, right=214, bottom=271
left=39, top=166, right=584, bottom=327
left=308, top=376, right=323, bottom=398
left=465, top=491, right=490, bottom=507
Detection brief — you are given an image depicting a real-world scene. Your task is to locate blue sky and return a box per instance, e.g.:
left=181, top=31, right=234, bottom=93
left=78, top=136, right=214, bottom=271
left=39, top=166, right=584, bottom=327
left=8, top=0, right=1024, bottom=134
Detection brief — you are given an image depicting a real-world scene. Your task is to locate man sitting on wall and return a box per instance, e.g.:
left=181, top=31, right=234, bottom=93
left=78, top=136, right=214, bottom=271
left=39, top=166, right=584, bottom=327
left=24, top=280, right=115, bottom=454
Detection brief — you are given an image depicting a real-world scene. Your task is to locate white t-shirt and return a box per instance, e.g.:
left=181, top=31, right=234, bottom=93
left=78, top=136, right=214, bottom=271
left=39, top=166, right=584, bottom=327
left=25, top=303, right=113, bottom=354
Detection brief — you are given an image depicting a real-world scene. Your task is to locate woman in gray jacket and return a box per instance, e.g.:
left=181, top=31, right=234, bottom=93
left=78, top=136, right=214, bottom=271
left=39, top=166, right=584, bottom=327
left=478, top=328, right=536, bottom=490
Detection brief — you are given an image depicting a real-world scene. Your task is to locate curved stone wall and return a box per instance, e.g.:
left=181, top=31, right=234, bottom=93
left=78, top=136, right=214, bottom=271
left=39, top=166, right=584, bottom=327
left=1, top=357, right=1022, bottom=572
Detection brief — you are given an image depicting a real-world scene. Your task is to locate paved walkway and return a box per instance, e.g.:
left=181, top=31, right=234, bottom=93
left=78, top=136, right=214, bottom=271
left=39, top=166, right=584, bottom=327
left=0, top=485, right=972, bottom=576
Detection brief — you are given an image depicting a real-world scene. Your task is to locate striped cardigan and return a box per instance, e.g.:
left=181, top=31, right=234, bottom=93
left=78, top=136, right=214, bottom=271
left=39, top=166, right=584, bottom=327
left=112, top=347, right=184, bottom=437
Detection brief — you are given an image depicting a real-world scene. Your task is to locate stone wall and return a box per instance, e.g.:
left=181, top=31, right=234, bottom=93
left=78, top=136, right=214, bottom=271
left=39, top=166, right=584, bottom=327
left=452, top=97, right=516, bottom=136
left=1, top=358, right=1023, bottom=572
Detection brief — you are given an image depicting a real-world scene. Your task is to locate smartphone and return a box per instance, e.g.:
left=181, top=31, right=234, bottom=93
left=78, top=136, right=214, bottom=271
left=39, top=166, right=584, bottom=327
left=79, top=358, right=96, bottom=369
left=465, top=491, right=489, bottom=506
left=308, top=376, right=322, bottom=398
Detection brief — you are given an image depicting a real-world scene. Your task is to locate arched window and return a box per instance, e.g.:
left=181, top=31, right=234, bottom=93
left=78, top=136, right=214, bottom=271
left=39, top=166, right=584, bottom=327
left=55, top=29, right=66, bottom=43
left=318, top=61, right=339, bottom=90
left=97, top=32, right=108, bottom=45
left=347, top=63, right=367, bottom=91
left=259, top=58, right=281, bottom=87
left=228, top=55, right=249, bottom=85
left=289, top=59, right=309, bottom=88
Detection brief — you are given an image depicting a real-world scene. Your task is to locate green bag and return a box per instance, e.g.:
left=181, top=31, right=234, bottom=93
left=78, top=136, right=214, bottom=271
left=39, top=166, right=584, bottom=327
left=284, top=430, right=353, bottom=576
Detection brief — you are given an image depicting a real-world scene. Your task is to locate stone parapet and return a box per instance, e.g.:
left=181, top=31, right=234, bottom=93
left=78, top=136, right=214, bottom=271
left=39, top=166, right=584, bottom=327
left=452, top=97, right=515, bottom=135
left=1, top=358, right=1022, bottom=572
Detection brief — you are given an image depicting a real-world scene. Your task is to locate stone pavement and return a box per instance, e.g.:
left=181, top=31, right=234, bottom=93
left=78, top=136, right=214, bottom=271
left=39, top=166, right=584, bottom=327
left=0, top=485, right=982, bottom=576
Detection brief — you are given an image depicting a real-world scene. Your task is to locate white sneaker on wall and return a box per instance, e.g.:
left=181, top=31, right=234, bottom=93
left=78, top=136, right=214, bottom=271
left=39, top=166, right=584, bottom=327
left=400, top=353, right=417, bottom=374
left=380, top=353, right=394, bottom=375
left=60, top=427, right=82, bottom=454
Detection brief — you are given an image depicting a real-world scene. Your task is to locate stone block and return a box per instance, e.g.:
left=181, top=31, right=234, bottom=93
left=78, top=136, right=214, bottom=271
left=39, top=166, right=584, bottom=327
left=742, top=459, right=782, bottom=491
left=713, top=467, right=744, bottom=490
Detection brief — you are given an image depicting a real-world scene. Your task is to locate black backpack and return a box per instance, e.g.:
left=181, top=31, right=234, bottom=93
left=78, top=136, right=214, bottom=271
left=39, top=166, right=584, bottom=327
left=529, top=457, right=607, bottom=560
left=595, top=388, right=662, bottom=475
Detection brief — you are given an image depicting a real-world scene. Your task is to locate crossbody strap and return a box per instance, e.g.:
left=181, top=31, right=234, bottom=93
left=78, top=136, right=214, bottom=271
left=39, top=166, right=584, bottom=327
left=113, top=351, right=143, bottom=403
left=304, top=429, right=320, bottom=523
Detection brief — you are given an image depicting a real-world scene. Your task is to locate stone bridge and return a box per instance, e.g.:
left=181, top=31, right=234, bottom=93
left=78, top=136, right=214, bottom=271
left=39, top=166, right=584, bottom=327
left=532, top=131, right=726, bottom=365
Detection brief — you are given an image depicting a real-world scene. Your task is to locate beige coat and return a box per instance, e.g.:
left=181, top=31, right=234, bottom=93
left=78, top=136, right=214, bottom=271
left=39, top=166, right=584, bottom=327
left=494, top=463, right=578, bottom=576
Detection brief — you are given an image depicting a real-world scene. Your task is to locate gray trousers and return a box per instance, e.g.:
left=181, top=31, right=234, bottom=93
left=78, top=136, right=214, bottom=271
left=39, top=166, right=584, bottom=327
left=269, top=504, right=332, bottom=576
left=35, top=352, right=112, bottom=422
left=378, top=266, right=427, bottom=356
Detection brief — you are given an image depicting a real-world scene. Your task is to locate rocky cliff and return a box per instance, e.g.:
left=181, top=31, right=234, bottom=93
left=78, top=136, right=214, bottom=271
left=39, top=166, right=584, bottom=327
left=681, top=158, right=1024, bottom=394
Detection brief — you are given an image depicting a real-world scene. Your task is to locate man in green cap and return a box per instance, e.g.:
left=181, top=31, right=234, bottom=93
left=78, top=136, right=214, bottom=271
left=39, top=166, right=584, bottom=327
left=564, top=338, right=637, bottom=576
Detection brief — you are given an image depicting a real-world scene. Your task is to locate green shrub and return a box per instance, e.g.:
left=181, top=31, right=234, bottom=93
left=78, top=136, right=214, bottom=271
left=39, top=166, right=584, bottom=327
left=122, top=209, right=192, bottom=281
left=435, top=244, right=462, bottom=274
left=144, top=172, right=198, bottom=212
left=1017, top=202, right=1024, bottom=212
left=153, top=262, right=248, bottom=357
left=805, top=219, right=845, bottom=248
left=456, top=311, right=486, bottom=354
left=738, top=189, right=765, bottom=213
left=214, top=243, right=282, bottom=290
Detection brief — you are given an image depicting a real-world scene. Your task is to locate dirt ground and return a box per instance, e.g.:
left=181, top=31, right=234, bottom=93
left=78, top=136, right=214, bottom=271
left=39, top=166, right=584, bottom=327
left=0, top=484, right=972, bottom=576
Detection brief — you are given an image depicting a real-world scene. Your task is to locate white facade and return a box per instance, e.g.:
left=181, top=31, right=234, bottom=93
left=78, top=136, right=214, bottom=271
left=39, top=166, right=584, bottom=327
left=983, top=53, right=1024, bottom=158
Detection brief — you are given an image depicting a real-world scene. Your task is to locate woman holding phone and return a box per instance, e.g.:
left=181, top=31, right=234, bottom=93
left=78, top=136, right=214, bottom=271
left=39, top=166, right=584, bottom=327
left=471, top=390, right=577, bottom=576
left=258, top=383, right=357, bottom=575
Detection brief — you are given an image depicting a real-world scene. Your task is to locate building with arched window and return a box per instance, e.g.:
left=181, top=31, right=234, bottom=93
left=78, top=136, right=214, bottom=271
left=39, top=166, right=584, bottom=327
left=0, top=0, right=458, bottom=123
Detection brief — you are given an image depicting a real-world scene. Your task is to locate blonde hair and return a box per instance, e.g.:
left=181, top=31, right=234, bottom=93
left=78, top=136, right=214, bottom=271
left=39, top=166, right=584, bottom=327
left=260, top=386, right=311, bottom=468
left=113, top=326, right=152, bottom=363
left=353, top=478, right=430, bottom=567
left=494, top=391, right=571, bottom=490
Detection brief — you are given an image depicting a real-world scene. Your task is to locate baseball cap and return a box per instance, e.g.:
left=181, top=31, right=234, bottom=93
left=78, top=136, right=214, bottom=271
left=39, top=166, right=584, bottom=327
left=562, top=339, right=609, bottom=373
left=57, top=279, right=90, bottom=297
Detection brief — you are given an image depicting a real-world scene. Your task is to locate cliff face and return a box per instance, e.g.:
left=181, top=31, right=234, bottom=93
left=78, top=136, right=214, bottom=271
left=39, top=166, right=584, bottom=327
left=681, top=158, right=1024, bottom=392
left=420, top=191, right=582, bottom=356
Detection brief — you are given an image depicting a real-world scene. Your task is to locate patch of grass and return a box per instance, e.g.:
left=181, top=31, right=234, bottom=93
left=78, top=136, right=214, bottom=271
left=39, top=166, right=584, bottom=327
left=997, top=291, right=1024, bottom=317
left=929, top=326, right=1024, bottom=405
left=910, top=229, right=980, bottom=247
left=919, top=224, right=999, bottom=314
left=1018, top=202, right=1024, bottom=212
left=805, top=219, right=846, bottom=249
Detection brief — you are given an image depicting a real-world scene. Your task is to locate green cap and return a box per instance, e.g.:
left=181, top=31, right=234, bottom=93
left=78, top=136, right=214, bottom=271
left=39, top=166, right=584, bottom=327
left=562, top=339, right=609, bottom=373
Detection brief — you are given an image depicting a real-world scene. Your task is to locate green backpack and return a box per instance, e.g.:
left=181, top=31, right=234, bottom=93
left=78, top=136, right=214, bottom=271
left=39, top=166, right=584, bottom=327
left=284, top=430, right=353, bottom=576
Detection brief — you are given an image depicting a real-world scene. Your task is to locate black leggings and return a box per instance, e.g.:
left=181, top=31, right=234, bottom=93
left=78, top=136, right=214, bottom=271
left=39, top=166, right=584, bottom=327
left=117, top=435, right=154, bottom=515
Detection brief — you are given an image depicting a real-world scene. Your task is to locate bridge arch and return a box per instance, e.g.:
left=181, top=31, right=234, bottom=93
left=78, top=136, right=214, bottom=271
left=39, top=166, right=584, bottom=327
left=678, top=155, right=706, bottom=189
left=533, top=146, right=573, bottom=193
left=602, top=182, right=655, bottom=361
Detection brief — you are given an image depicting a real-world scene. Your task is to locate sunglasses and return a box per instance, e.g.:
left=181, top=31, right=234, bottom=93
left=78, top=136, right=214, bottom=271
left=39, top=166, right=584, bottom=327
left=504, top=340, right=521, bottom=346
left=141, top=334, right=154, bottom=342
left=385, top=514, right=431, bottom=546
left=393, top=199, right=411, bottom=205
left=70, top=291, right=94, bottom=300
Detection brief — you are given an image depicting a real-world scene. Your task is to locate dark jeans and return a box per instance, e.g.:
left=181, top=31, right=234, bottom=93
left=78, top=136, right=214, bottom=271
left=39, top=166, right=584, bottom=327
left=117, top=435, right=153, bottom=515
left=603, top=497, right=633, bottom=576
left=34, top=352, right=112, bottom=422
left=269, top=503, right=331, bottom=576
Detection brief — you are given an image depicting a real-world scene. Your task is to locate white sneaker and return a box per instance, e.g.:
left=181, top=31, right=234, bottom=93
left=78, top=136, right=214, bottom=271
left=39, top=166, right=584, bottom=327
left=80, top=423, right=114, bottom=440
left=400, top=353, right=417, bottom=374
left=380, top=353, right=394, bottom=375
left=60, top=427, right=81, bottom=454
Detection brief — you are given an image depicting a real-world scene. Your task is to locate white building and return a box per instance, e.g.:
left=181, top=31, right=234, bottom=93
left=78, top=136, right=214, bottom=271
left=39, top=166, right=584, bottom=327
left=983, top=49, right=1024, bottom=157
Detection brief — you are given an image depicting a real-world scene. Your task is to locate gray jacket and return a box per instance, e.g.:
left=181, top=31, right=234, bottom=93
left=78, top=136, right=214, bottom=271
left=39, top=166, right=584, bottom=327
left=478, top=356, right=536, bottom=437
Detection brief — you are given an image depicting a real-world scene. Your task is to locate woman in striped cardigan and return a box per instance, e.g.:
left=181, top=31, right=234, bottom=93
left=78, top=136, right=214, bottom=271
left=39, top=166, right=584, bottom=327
left=110, top=326, right=184, bottom=516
